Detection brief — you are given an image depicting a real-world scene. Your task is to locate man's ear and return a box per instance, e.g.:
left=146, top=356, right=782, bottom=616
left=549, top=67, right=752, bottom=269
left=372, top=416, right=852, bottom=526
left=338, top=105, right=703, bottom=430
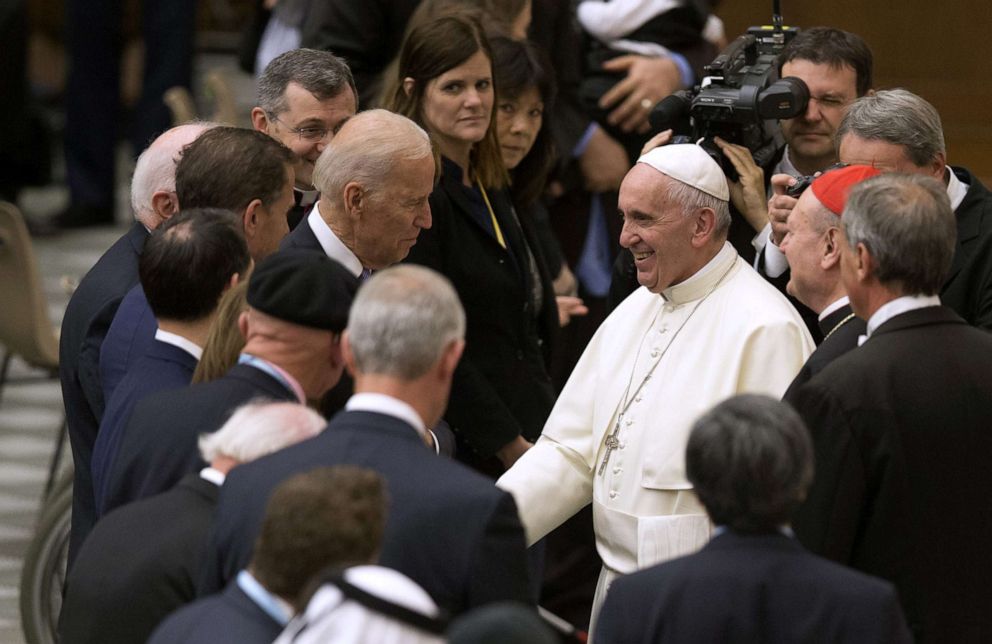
left=821, top=226, right=843, bottom=270
left=343, top=182, right=365, bottom=219
left=690, top=207, right=719, bottom=248
left=250, top=107, right=271, bottom=133
left=340, top=330, right=357, bottom=376
left=151, top=190, right=179, bottom=222
left=243, top=199, right=263, bottom=237
left=238, top=310, right=250, bottom=340
left=855, top=242, right=873, bottom=283
left=928, top=151, right=947, bottom=180
left=402, top=78, right=416, bottom=97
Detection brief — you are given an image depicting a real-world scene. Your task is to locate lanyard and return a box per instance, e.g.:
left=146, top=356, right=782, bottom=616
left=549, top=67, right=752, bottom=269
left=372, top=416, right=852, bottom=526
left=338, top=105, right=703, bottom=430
left=476, top=181, right=507, bottom=249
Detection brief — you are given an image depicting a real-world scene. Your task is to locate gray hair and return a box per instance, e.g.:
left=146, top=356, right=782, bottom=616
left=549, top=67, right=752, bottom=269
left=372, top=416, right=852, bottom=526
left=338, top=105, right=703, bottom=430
left=130, top=122, right=215, bottom=225
left=198, top=401, right=325, bottom=463
left=257, top=48, right=358, bottom=115
left=313, top=109, right=433, bottom=201
left=837, top=89, right=945, bottom=168
left=666, top=178, right=732, bottom=237
left=347, top=265, right=466, bottom=379
left=687, top=394, right=814, bottom=533
left=842, top=173, right=955, bottom=295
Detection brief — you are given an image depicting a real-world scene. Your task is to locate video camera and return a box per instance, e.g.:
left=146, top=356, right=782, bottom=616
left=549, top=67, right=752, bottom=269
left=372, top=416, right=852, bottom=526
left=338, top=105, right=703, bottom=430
left=648, top=2, right=809, bottom=181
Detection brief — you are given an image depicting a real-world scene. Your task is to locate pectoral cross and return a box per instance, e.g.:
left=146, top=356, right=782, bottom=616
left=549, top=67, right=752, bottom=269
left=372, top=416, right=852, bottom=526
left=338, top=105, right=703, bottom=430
left=598, top=418, right=622, bottom=476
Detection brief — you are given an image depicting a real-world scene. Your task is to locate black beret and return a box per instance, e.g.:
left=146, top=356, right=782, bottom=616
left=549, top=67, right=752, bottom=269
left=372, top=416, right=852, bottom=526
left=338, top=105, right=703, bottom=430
left=247, top=250, right=358, bottom=332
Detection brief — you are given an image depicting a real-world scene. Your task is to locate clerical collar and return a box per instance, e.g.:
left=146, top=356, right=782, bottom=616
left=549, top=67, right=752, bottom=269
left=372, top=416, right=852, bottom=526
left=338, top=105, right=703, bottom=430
left=865, top=294, right=941, bottom=339
left=818, top=296, right=850, bottom=323
left=946, top=167, right=968, bottom=211
left=154, top=328, right=203, bottom=360
left=237, top=570, right=294, bottom=626
left=296, top=188, right=319, bottom=209
left=661, top=242, right=738, bottom=305
left=308, top=205, right=364, bottom=278
left=345, top=393, right=430, bottom=445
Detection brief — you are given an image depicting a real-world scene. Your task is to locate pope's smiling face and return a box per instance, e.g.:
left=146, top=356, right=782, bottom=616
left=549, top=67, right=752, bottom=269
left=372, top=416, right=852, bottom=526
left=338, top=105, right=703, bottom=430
left=618, top=165, right=701, bottom=294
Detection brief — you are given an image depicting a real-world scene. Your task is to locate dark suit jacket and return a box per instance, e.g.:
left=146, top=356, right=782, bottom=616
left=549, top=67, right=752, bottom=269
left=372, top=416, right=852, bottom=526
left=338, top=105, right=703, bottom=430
left=595, top=531, right=911, bottom=644
left=148, top=579, right=282, bottom=644
left=99, top=284, right=156, bottom=404
left=59, top=221, right=148, bottom=564
left=101, top=363, right=296, bottom=515
left=279, top=211, right=322, bottom=253
left=199, top=410, right=531, bottom=616
left=404, top=161, right=557, bottom=460
left=92, top=339, right=198, bottom=517
left=782, top=303, right=865, bottom=404
left=940, top=167, right=992, bottom=329
left=59, top=474, right=219, bottom=644
left=791, top=306, right=992, bottom=642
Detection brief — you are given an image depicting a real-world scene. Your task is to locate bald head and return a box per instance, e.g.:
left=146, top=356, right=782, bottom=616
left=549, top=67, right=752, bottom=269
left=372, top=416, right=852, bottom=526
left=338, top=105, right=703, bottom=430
left=131, top=123, right=216, bottom=228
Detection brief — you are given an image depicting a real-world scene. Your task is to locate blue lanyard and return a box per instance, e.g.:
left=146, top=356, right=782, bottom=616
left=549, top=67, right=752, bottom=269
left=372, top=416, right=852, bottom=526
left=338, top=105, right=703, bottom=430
left=237, top=570, right=292, bottom=626
left=238, top=354, right=300, bottom=402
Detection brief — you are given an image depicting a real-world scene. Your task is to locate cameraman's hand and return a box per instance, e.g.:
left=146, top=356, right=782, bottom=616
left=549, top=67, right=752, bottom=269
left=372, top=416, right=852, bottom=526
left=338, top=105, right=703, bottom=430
left=639, top=129, right=674, bottom=157
left=715, top=137, right=767, bottom=232
left=580, top=126, right=630, bottom=193
left=600, top=55, right=682, bottom=134
left=768, top=174, right=799, bottom=245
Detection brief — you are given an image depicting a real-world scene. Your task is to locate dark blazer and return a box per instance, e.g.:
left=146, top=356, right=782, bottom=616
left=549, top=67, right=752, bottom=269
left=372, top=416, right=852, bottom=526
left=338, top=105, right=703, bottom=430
left=99, top=284, right=156, bottom=404
left=940, top=167, right=992, bottom=329
left=59, top=221, right=148, bottom=564
left=59, top=474, right=219, bottom=644
left=595, top=531, right=911, bottom=644
left=279, top=212, right=322, bottom=252
left=148, top=580, right=282, bottom=644
left=782, top=303, right=865, bottom=404
left=199, top=409, right=531, bottom=616
left=404, top=161, right=557, bottom=461
left=791, top=306, right=992, bottom=642
left=101, top=363, right=296, bottom=515
left=92, top=339, right=198, bottom=517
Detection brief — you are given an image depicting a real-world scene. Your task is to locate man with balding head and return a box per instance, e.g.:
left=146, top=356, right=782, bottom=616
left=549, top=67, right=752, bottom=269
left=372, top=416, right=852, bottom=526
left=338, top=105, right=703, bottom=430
left=499, top=144, right=814, bottom=624
left=837, top=88, right=992, bottom=329
left=779, top=165, right=881, bottom=401
left=100, top=251, right=358, bottom=515
left=281, top=108, right=434, bottom=275
left=790, top=173, right=992, bottom=642
left=60, top=122, right=212, bottom=565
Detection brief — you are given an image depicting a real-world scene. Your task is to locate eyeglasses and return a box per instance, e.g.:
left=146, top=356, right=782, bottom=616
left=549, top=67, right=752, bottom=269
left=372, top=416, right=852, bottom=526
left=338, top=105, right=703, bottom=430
left=268, top=114, right=330, bottom=142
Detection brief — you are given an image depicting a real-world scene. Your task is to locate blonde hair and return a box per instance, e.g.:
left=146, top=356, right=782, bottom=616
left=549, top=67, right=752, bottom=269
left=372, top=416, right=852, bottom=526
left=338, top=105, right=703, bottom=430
left=192, top=278, right=250, bottom=384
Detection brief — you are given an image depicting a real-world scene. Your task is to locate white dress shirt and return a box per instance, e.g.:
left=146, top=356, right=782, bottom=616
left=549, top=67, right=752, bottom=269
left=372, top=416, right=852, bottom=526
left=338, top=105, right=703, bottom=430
left=308, top=205, right=364, bottom=278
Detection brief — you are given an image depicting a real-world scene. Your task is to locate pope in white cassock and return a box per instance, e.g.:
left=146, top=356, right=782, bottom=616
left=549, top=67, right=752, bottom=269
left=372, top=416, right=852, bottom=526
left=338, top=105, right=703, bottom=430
left=497, top=144, right=815, bottom=627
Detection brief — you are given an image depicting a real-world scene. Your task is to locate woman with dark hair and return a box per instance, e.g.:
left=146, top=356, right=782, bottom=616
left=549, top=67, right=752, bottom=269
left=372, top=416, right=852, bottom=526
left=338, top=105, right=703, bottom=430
left=386, top=13, right=557, bottom=475
left=491, top=35, right=587, bottom=328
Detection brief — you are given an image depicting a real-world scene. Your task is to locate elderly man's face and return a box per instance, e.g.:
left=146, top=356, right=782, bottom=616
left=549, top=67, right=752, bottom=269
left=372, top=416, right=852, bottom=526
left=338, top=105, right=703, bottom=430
left=780, top=60, right=858, bottom=168
left=259, top=82, right=357, bottom=190
left=619, top=166, right=700, bottom=293
left=355, top=155, right=435, bottom=269
left=780, top=190, right=834, bottom=310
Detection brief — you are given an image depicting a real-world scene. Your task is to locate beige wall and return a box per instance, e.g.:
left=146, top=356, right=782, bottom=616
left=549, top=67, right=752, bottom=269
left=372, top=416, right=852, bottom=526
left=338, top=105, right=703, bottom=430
left=716, top=2, right=992, bottom=182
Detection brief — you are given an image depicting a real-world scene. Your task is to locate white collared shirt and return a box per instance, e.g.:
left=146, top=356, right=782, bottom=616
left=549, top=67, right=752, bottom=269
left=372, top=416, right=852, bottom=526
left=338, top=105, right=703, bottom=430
left=308, top=204, right=364, bottom=278
left=947, top=167, right=969, bottom=211
left=860, top=294, right=941, bottom=345
left=818, top=296, right=851, bottom=322
left=153, top=328, right=203, bottom=360
left=345, top=393, right=438, bottom=453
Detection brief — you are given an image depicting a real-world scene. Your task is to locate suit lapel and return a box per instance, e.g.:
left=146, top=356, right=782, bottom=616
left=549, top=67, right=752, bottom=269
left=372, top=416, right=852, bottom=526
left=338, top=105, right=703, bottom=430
left=946, top=167, right=992, bottom=283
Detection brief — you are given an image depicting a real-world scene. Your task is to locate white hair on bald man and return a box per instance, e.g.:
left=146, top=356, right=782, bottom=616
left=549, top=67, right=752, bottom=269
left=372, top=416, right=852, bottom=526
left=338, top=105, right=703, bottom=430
left=198, top=401, right=326, bottom=464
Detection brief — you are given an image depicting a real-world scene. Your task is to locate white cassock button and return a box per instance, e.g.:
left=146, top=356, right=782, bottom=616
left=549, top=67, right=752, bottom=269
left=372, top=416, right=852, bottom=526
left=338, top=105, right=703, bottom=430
left=650, top=350, right=660, bottom=358
left=613, top=467, right=621, bottom=474
left=609, top=491, right=618, bottom=499
left=625, top=419, right=633, bottom=426
left=658, top=326, right=668, bottom=334
left=634, top=396, right=642, bottom=403
left=619, top=442, right=626, bottom=449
